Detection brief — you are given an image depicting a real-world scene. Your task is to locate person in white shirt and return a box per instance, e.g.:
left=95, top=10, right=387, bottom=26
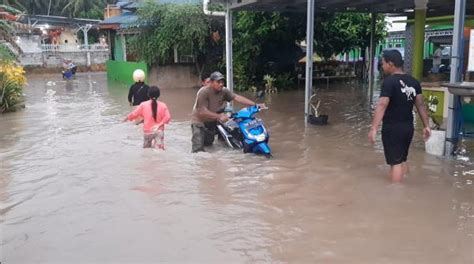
left=431, top=45, right=443, bottom=74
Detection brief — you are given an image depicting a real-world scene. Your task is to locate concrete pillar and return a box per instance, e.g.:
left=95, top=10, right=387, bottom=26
left=412, top=0, right=428, bottom=80
left=404, top=24, right=415, bottom=74
left=446, top=0, right=467, bottom=155
left=121, top=34, right=127, bottom=62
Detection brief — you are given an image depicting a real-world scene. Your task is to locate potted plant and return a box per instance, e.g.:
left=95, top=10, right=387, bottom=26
left=424, top=94, right=446, bottom=156
left=263, top=74, right=277, bottom=94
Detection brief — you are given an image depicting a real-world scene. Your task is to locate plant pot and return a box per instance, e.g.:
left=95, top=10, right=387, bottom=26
left=425, top=130, right=446, bottom=156
left=308, top=114, right=328, bottom=125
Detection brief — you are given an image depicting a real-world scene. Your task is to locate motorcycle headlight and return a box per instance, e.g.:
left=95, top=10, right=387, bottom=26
left=247, top=132, right=266, bottom=142
left=254, top=134, right=266, bottom=142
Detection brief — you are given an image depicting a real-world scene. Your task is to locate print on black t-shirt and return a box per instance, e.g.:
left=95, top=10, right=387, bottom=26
left=379, top=74, right=422, bottom=125
left=399, top=80, right=417, bottom=101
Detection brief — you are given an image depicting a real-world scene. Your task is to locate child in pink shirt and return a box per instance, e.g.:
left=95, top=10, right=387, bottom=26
left=124, top=86, right=171, bottom=149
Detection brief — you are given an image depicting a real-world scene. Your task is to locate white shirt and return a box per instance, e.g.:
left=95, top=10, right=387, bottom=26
left=433, top=48, right=442, bottom=65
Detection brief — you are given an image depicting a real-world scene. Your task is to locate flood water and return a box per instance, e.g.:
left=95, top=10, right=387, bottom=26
left=1, top=73, right=473, bottom=263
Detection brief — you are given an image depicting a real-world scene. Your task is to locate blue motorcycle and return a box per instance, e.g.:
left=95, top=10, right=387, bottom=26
left=216, top=105, right=272, bottom=158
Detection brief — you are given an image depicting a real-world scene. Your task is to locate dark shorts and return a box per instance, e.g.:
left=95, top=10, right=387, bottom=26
left=382, top=123, right=414, bottom=165
left=191, top=122, right=217, bottom=153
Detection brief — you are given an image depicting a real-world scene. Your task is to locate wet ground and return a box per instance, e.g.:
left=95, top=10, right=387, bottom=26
left=0, top=73, right=473, bottom=263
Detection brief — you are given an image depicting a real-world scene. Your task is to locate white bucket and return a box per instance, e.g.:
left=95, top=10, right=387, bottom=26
left=425, top=130, right=446, bottom=156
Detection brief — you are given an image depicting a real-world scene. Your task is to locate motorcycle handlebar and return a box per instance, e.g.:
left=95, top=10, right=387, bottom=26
left=256, top=104, right=268, bottom=110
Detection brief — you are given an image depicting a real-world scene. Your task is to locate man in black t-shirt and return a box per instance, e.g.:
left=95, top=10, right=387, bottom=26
left=368, top=50, right=431, bottom=183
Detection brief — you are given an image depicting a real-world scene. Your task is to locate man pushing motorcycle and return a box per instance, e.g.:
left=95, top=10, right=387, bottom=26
left=191, top=71, right=265, bottom=153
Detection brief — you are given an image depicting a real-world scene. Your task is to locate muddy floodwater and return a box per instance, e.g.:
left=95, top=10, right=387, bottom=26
left=1, top=73, right=473, bottom=263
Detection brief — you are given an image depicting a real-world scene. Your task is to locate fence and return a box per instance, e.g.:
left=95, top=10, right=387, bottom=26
left=41, top=44, right=109, bottom=53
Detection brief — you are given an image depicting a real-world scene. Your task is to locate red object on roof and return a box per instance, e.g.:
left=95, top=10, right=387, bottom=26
left=0, top=12, right=18, bottom=21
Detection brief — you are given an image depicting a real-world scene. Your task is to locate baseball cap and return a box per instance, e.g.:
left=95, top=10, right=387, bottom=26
left=209, top=71, right=225, bottom=81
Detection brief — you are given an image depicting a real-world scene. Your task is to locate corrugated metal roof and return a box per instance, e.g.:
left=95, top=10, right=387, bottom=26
left=101, top=11, right=138, bottom=27
left=116, top=1, right=133, bottom=8
left=18, top=15, right=101, bottom=26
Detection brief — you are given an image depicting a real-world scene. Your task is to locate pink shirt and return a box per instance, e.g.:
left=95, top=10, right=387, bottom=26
left=127, top=100, right=171, bottom=134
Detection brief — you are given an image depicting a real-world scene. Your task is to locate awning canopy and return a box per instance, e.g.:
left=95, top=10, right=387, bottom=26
left=209, top=0, right=473, bottom=16
left=18, top=15, right=101, bottom=28
left=211, top=0, right=470, bottom=156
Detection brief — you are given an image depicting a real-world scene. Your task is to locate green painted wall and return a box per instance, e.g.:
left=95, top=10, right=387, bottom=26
left=462, top=103, right=474, bottom=123
left=106, top=60, right=148, bottom=85
left=424, top=41, right=430, bottom=58
left=402, top=16, right=474, bottom=27
left=413, top=90, right=474, bottom=127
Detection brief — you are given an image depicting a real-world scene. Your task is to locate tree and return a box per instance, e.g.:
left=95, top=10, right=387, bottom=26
left=61, top=0, right=115, bottom=18
left=124, top=4, right=387, bottom=90
left=233, top=11, right=306, bottom=88
left=0, top=0, right=115, bottom=19
left=0, top=4, right=22, bottom=59
left=0, top=19, right=17, bottom=61
left=0, top=0, right=26, bottom=13
left=314, top=13, right=386, bottom=60
left=2, top=0, right=51, bottom=15
left=128, top=1, right=211, bottom=81
left=231, top=12, right=386, bottom=89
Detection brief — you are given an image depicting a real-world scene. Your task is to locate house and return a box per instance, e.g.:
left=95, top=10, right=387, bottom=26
left=13, top=14, right=109, bottom=68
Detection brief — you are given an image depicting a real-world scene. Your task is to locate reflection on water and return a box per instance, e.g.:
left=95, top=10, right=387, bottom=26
left=0, top=73, right=473, bottom=263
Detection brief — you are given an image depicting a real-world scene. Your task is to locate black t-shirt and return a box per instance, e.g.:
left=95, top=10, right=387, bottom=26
left=380, top=74, right=422, bottom=124
left=128, top=82, right=150, bottom=106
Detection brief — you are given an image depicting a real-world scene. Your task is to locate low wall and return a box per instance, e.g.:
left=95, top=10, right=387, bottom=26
left=24, top=64, right=106, bottom=74
left=105, top=61, right=200, bottom=88
left=19, top=50, right=109, bottom=68
left=149, top=64, right=200, bottom=89
left=19, top=52, right=43, bottom=66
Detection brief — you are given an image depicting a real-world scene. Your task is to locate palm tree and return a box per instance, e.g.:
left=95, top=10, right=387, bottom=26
left=61, top=0, right=115, bottom=17
left=12, top=0, right=50, bottom=15
left=3, top=0, right=116, bottom=18
left=0, top=0, right=27, bottom=12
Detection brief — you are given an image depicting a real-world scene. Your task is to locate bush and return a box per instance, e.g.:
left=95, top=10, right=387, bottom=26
left=0, top=62, right=26, bottom=113
left=0, top=43, right=16, bottom=61
left=425, top=95, right=441, bottom=130
left=274, top=73, right=295, bottom=90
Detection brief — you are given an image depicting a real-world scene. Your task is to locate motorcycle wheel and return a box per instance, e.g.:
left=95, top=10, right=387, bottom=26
left=243, top=142, right=252, bottom=153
